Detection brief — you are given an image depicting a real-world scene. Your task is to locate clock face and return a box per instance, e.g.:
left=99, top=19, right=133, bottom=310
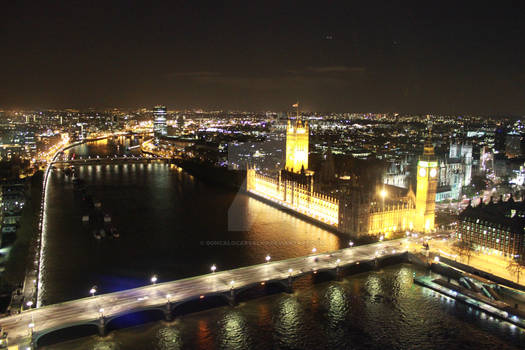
left=419, top=167, right=427, bottom=177
left=430, top=168, right=437, bottom=178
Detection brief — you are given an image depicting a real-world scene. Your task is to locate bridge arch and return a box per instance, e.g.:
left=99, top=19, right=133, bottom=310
left=172, top=294, right=230, bottom=317
left=234, top=279, right=290, bottom=302
left=35, top=322, right=99, bottom=348
left=105, top=306, right=166, bottom=332
left=309, top=267, right=340, bottom=283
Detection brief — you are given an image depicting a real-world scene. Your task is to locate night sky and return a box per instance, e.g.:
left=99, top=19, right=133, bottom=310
left=2, top=1, right=525, bottom=114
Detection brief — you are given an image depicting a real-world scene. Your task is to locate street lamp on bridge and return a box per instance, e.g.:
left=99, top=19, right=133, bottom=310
left=28, top=322, right=35, bottom=336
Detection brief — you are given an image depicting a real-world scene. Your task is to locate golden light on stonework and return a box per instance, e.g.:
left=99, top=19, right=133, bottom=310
left=245, top=117, right=436, bottom=237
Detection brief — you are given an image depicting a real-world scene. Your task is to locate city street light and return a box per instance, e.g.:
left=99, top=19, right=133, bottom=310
left=348, top=241, right=354, bottom=247
left=312, top=247, right=317, bottom=253
left=166, top=294, right=171, bottom=303
left=336, top=258, right=341, bottom=266
left=90, top=286, right=97, bottom=297
left=265, top=254, right=271, bottom=263
left=434, top=256, right=440, bottom=263
left=288, top=268, right=293, bottom=276
left=99, top=308, right=104, bottom=317
left=211, top=264, right=217, bottom=273
left=150, top=275, right=158, bottom=284
left=230, top=280, right=235, bottom=289
left=26, top=301, right=33, bottom=308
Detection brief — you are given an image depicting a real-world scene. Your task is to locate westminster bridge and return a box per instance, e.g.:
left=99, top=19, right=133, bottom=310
left=0, top=239, right=410, bottom=348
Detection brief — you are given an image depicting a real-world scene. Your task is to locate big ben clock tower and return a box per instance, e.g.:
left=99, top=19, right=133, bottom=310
left=415, top=138, right=438, bottom=233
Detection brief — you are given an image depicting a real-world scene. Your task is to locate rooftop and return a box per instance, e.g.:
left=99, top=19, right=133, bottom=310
left=459, top=196, right=525, bottom=233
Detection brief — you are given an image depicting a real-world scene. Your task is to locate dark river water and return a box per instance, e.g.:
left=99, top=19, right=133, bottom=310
left=39, top=138, right=524, bottom=349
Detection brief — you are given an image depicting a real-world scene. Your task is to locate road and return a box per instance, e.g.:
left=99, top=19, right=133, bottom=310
left=0, top=238, right=409, bottom=347
left=427, top=236, right=523, bottom=285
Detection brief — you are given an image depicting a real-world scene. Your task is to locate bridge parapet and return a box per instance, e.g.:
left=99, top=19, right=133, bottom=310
left=2, top=239, right=411, bottom=348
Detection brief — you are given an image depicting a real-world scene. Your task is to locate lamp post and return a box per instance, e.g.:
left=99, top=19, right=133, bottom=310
left=265, top=254, right=271, bottom=263
left=312, top=247, right=317, bottom=254
left=348, top=241, right=354, bottom=247
left=150, top=275, right=158, bottom=284
left=99, top=308, right=105, bottom=318
left=28, top=320, right=35, bottom=337
left=211, top=264, right=217, bottom=273
left=26, top=301, right=33, bottom=308
left=90, top=286, right=97, bottom=297
left=286, top=268, right=294, bottom=292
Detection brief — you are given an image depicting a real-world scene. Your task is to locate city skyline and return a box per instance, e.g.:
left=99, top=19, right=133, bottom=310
left=1, top=2, right=525, bottom=349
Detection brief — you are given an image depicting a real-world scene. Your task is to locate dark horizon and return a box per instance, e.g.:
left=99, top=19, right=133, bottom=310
left=2, top=1, right=525, bottom=115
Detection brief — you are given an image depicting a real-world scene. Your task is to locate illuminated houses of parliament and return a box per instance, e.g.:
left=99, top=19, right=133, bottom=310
left=246, top=117, right=437, bottom=237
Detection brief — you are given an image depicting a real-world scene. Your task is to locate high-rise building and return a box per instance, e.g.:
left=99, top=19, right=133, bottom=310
left=153, top=105, right=167, bottom=140
left=176, top=115, right=185, bottom=129
left=505, top=131, right=521, bottom=158
left=494, top=127, right=506, bottom=154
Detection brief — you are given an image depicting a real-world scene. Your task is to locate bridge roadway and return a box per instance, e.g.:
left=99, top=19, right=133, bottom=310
left=1, top=239, right=410, bottom=348
left=52, top=156, right=171, bottom=165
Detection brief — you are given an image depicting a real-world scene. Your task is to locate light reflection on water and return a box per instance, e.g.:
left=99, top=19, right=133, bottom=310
left=42, top=264, right=525, bottom=350
left=217, top=310, right=252, bottom=350
left=274, top=296, right=305, bottom=349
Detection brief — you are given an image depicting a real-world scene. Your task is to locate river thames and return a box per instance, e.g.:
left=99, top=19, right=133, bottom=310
left=38, top=138, right=524, bottom=349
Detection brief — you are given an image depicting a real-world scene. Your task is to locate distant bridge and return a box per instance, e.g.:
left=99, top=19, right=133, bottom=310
left=52, top=156, right=171, bottom=166
left=0, top=239, right=409, bottom=348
